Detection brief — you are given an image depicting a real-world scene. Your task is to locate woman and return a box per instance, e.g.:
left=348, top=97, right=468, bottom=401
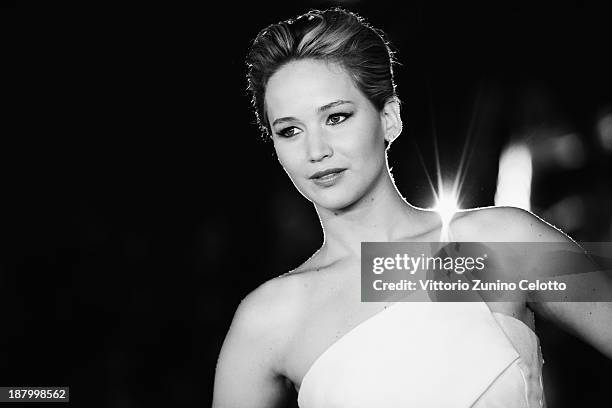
left=213, top=8, right=612, bottom=407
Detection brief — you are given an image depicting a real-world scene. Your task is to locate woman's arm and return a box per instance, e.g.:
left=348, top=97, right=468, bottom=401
left=213, top=281, right=293, bottom=408
left=506, top=208, right=612, bottom=358
left=531, top=299, right=612, bottom=357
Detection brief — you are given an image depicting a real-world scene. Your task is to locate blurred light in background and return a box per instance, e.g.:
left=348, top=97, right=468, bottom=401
left=530, top=132, right=585, bottom=170
left=596, top=112, right=612, bottom=152
left=494, top=142, right=532, bottom=210
left=552, top=133, right=585, bottom=168
left=541, top=195, right=585, bottom=234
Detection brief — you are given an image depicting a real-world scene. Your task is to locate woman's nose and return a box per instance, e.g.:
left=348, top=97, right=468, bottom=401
left=306, top=129, right=333, bottom=163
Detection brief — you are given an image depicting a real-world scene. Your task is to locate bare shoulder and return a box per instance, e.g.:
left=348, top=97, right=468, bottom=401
left=213, top=273, right=314, bottom=407
left=451, top=205, right=572, bottom=243
left=214, top=274, right=310, bottom=406
left=216, top=272, right=310, bottom=383
left=232, top=272, right=309, bottom=342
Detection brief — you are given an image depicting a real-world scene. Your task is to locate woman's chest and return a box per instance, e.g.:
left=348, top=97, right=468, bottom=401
left=283, top=298, right=533, bottom=394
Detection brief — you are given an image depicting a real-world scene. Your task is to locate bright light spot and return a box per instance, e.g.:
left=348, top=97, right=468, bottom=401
left=494, top=143, right=532, bottom=210
left=434, top=186, right=459, bottom=242
left=434, top=188, right=459, bottom=225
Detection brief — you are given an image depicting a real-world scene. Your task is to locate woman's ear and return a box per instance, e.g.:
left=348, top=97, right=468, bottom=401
left=381, top=97, right=402, bottom=144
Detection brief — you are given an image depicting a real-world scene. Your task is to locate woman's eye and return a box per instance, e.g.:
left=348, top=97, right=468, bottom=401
left=327, top=112, right=353, bottom=126
left=277, top=127, right=301, bottom=138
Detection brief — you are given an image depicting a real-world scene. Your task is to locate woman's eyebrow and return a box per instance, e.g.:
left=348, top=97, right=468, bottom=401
left=272, top=116, right=299, bottom=127
left=318, top=100, right=353, bottom=113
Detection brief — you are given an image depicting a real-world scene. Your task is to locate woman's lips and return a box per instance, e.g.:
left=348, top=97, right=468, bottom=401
left=310, top=169, right=346, bottom=187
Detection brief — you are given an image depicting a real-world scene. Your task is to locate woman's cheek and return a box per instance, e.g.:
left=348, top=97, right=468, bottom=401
left=277, top=151, right=305, bottom=184
left=274, top=145, right=294, bottom=169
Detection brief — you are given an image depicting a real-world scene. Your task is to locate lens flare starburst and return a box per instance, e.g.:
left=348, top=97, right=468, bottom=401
left=433, top=183, right=459, bottom=242
left=412, top=83, right=488, bottom=242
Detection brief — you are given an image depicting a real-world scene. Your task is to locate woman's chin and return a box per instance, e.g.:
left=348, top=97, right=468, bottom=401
left=309, top=193, right=359, bottom=213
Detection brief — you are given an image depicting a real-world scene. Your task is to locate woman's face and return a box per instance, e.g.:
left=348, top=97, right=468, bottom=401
left=264, top=59, right=390, bottom=210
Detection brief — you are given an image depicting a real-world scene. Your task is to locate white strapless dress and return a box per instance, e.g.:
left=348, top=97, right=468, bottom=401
left=297, top=300, right=545, bottom=407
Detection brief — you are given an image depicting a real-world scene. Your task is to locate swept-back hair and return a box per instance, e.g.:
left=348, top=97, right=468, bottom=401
left=246, top=8, right=398, bottom=137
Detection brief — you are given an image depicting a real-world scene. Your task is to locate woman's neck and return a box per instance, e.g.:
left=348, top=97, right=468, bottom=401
left=314, top=170, right=424, bottom=261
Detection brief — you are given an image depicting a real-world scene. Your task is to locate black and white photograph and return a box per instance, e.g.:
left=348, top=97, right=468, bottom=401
left=2, top=1, right=611, bottom=407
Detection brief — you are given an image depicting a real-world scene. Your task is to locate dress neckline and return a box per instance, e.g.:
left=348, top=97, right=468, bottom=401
left=297, top=302, right=403, bottom=395
left=296, top=302, right=538, bottom=398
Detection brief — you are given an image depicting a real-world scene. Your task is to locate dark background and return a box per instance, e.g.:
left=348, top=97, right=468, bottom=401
left=1, top=0, right=611, bottom=407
